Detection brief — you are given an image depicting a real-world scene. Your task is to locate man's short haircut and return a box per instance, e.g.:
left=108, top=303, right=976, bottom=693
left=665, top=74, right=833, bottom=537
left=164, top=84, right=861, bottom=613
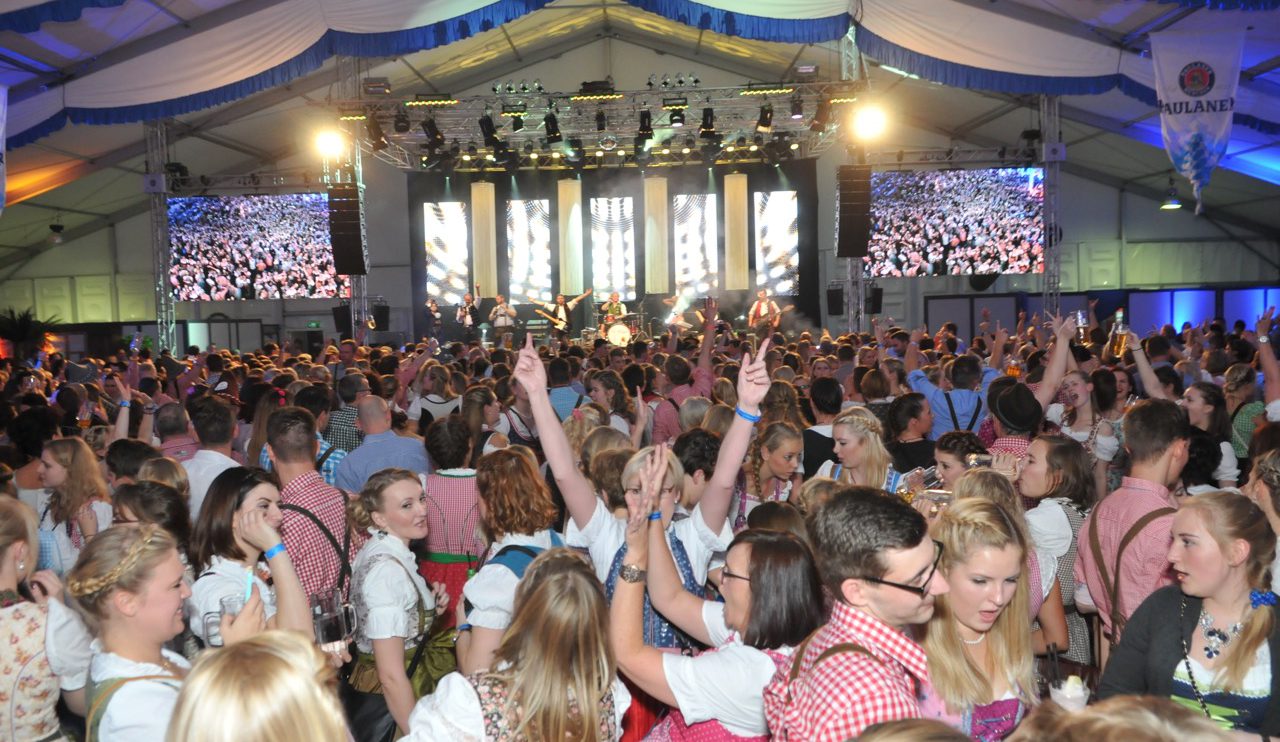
left=356, top=395, right=389, bottom=425
left=950, top=354, right=983, bottom=391
left=665, top=354, right=692, bottom=386
left=189, top=396, right=236, bottom=446
left=808, top=377, right=844, bottom=416
left=105, top=438, right=161, bottom=479
left=547, top=358, right=570, bottom=385
left=154, top=403, right=189, bottom=439
left=1144, top=334, right=1172, bottom=358
left=1123, top=398, right=1189, bottom=465
left=608, top=347, right=626, bottom=360
left=837, top=344, right=856, bottom=362
left=807, top=486, right=928, bottom=596
left=292, top=384, right=332, bottom=419
left=266, top=406, right=317, bottom=464
left=337, top=372, right=367, bottom=404
left=672, top=428, right=722, bottom=479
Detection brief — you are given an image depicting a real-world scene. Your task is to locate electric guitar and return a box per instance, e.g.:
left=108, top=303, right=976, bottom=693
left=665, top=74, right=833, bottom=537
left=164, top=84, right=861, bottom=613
left=753, top=304, right=794, bottom=334
left=534, top=308, right=569, bottom=331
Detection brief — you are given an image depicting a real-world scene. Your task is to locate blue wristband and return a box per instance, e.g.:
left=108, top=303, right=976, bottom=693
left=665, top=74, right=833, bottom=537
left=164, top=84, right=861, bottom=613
left=457, top=623, right=473, bottom=632
left=118, top=400, right=131, bottom=408
left=263, top=543, right=287, bottom=560
left=648, top=511, right=663, bottom=521
left=735, top=406, right=761, bottom=423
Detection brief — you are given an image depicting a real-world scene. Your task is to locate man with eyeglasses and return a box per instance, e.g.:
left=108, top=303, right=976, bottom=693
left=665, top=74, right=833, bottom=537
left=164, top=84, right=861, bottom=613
left=322, top=373, right=372, bottom=453
left=765, top=486, right=948, bottom=740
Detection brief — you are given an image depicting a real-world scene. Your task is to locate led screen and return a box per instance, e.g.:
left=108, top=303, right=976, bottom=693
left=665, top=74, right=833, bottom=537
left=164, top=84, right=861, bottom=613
left=507, top=199, right=553, bottom=303
left=590, top=197, right=637, bottom=301
left=673, top=193, right=718, bottom=298
left=168, top=193, right=348, bottom=300
left=753, top=190, right=799, bottom=295
left=423, top=202, right=469, bottom=306
left=864, top=167, right=1044, bottom=277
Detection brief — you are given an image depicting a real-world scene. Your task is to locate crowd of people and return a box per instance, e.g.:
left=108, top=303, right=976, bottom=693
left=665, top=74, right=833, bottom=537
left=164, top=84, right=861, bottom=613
left=168, top=194, right=348, bottom=301
left=866, top=169, right=1046, bottom=278
left=3, top=296, right=1280, bottom=741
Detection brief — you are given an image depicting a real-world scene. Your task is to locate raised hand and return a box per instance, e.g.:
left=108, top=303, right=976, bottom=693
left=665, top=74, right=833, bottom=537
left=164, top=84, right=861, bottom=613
left=221, top=586, right=267, bottom=646
left=993, top=322, right=1010, bottom=348
left=235, top=508, right=282, bottom=554
left=28, top=570, right=64, bottom=605
left=633, top=387, right=650, bottom=430
left=737, top=338, right=772, bottom=411
left=1257, top=307, right=1275, bottom=339
left=512, top=333, right=548, bottom=395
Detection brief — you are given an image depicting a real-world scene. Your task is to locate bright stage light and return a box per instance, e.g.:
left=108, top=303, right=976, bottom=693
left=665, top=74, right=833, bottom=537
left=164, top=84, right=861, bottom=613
left=315, top=130, right=347, bottom=159
left=852, top=105, right=888, bottom=141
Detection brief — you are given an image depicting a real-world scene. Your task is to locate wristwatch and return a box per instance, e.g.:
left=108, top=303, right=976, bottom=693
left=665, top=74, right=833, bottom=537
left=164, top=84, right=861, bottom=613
left=619, top=564, right=647, bottom=584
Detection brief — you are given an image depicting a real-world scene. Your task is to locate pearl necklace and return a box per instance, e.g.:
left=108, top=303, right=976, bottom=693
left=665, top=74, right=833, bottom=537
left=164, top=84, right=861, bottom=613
left=961, top=632, right=987, bottom=646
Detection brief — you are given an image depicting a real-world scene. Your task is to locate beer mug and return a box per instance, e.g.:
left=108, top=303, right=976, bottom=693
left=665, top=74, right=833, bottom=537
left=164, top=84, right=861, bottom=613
left=201, top=594, right=245, bottom=648
left=311, top=588, right=357, bottom=656
left=1004, top=358, right=1022, bottom=378
left=1109, top=322, right=1130, bottom=357
left=965, top=453, right=995, bottom=469
left=1074, top=310, right=1089, bottom=343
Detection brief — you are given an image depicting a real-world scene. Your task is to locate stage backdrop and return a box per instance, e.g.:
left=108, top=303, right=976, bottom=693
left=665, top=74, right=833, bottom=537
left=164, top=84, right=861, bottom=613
left=406, top=158, right=820, bottom=340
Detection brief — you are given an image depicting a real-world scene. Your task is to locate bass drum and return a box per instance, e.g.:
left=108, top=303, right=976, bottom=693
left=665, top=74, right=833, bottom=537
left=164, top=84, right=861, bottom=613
left=607, top=323, right=633, bottom=346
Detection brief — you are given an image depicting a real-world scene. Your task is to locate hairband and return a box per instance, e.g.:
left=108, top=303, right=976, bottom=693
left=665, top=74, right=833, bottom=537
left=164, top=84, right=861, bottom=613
left=571, top=408, right=584, bottom=421
left=1250, top=589, right=1277, bottom=609
left=67, top=524, right=161, bottom=598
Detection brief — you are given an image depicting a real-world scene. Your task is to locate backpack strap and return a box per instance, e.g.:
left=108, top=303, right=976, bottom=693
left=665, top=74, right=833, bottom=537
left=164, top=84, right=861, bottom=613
left=279, top=496, right=353, bottom=593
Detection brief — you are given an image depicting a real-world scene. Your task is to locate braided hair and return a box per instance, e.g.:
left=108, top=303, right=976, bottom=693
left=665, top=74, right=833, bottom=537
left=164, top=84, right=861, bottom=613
left=67, top=524, right=177, bottom=634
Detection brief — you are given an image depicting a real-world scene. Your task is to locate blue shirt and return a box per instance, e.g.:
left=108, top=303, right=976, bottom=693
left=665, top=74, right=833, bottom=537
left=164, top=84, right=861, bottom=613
left=334, top=430, right=431, bottom=493
left=548, top=386, right=588, bottom=422
left=258, top=432, right=346, bottom=487
left=909, top=366, right=999, bottom=441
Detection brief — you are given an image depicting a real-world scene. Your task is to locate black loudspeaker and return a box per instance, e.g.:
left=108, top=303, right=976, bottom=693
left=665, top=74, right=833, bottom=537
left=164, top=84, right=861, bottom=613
left=371, top=305, right=391, bottom=331
left=328, top=184, right=367, bottom=275
left=826, top=287, right=844, bottom=315
left=865, top=287, right=884, bottom=314
left=331, top=304, right=352, bottom=337
left=835, top=165, right=872, bottom=259
left=969, top=274, right=1000, bottom=292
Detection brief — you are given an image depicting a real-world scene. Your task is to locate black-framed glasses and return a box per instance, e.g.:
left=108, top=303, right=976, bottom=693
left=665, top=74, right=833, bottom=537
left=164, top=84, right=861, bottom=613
left=722, top=567, right=751, bottom=584
left=864, top=540, right=944, bottom=597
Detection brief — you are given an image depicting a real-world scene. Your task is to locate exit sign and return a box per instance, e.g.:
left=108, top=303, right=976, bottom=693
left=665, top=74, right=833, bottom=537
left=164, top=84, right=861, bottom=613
left=306, top=321, right=321, bottom=329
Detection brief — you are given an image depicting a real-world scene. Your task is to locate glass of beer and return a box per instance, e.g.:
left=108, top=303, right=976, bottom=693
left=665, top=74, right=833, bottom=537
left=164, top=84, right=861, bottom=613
left=1074, top=310, right=1089, bottom=343
left=1004, top=358, right=1021, bottom=378
left=1109, top=322, right=1129, bottom=357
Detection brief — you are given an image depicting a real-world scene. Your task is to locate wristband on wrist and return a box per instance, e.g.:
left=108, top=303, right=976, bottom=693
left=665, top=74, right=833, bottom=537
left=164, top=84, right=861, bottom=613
left=648, top=511, right=663, bottom=521
left=457, top=623, right=472, bottom=633
left=143, top=404, right=159, bottom=415
left=735, top=406, right=761, bottom=423
left=263, top=543, right=287, bottom=560
left=118, top=400, right=131, bottom=408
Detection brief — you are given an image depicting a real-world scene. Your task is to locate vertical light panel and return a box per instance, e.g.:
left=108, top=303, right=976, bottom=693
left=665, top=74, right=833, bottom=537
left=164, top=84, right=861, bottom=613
left=644, top=177, right=669, bottom=294
left=673, top=193, right=718, bottom=299
left=590, top=197, right=636, bottom=301
left=507, top=199, right=553, bottom=303
left=471, top=182, right=497, bottom=297
left=724, top=173, right=749, bottom=290
left=753, top=191, right=799, bottom=295
left=558, top=178, right=584, bottom=295
left=423, top=202, right=469, bottom=305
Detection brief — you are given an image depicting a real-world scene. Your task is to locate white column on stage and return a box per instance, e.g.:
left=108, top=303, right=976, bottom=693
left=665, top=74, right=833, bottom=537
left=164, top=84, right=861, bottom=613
left=471, top=181, right=497, bottom=296
left=558, top=178, right=584, bottom=295
left=643, top=177, right=669, bottom=295
left=724, top=173, right=749, bottom=291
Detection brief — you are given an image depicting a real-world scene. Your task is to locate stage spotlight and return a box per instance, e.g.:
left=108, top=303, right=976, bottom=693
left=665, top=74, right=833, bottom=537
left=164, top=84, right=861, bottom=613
left=567, top=138, right=584, bottom=161
left=365, top=116, right=388, bottom=151
left=315, top=130, right=347, bottom=159
left=810, top=100, right=831, bottom=132
left=519, top=79, right=530, bottom=93
left=510, top=115, right=524, bottom=132
left=479, top=114, right=501, bottom=147
left=596, top=110, right=607, bottom=132
left=599, top=134, right=618, bottom=151
left=699, top=108, right=716, bottom=139
left=393, top=110, right=411, bottom=133
left=852, top=104, right=888, bottom=141
left=790, top=97, right=804, bottom=120
left=595, top=150, right=604, bottom=157
left=637, top=109, right=654, bottom=141
left=544, top=113, right=563, bottom=143
left=756, top=104, right=773, bottom=134
left=449, top=140, right=461, bottom=156
left=421, top=118, right=445, bottom=150
left=670, top=110, right=685, bottom=127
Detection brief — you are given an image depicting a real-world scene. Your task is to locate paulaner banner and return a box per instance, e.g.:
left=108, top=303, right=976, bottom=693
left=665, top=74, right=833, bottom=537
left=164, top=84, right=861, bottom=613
left=1149, top=29, right=1245, bottom=215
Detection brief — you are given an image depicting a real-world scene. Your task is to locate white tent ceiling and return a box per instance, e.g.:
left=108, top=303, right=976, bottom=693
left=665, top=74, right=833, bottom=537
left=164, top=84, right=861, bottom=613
left=0, top=0, right=1276, bottom=275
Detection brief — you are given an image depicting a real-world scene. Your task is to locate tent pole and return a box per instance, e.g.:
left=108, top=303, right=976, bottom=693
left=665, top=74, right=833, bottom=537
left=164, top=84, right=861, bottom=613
left=1040, top=95, right=1062, bottom=318
left=146, top=120, right=177, bottom=354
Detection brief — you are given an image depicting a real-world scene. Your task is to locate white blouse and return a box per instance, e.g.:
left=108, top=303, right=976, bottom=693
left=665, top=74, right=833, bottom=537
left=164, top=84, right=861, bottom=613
left=352, top=530, right=435, bottom=653
left=46, top=600, right=93, bottom=691
left=462, top=530, right=560, bottom=631
left=1024, top=498, right=1073, bottom=560
left=1212, top=440, right=1241, bottom=485
left=408, top=392, right=461, bottom=422
left=39, top=500, right=112, bottom=576
left=661, top=601, right=792, bottom=737
left=405, top=666, right=631, bottom=741
left=608, top=413, right=631, bottom=436
left=88, top=641, right=189, bottom=742
left=187, top=555, right=277, bottom=644
left=564, top=499, right=732, bottom=585
left=1045, top=404, right=1120, bottom=463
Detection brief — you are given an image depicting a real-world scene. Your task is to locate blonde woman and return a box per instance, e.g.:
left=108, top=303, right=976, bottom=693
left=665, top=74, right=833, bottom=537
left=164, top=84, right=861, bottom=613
left=0, top=498, right=92, bottom=742
left=700, top=403, right=734, bottom=438
left=561, top=402, right=609, bottom=461
left=814, top=406, right=899, bottom=491
left=167, top=630, right=348, bottom=742
left=1100, top=491, right=1279, bottom=735
left=39, top=437, right=112, bottom=575
left=1224, top=363, right=1265, bottom=473
left=136, top=456, right=191, bottom=504
left=407, top=549, right=630, bottom=740
left=918, top=499, right=1037, bottom=739
left=408, top=364, right=461, bottom=424
left=68, top=525, right=265, bottom=742
left=711, top=377, right=737, bottom=408
left=733, top=421, right=803, bottom=531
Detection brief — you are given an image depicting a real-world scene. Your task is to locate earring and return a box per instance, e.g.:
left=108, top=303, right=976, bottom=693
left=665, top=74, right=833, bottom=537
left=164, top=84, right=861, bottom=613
left=17, top=560, right=25, bottom=572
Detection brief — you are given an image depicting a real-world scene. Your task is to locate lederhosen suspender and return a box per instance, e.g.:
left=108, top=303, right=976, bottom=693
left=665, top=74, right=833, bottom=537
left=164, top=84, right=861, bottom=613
left=944, top=392, right=982, bottom=432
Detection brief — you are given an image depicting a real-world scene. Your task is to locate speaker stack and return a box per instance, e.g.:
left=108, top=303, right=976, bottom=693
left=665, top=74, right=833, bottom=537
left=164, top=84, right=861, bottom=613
left=835, top=165, right=872, bottom=259
left=328, top=184, right=368, bottom=275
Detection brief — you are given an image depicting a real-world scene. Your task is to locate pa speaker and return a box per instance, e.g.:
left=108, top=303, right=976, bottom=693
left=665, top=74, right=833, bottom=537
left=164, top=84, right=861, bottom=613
left=371, top=305, right=391, bottom=331
left=826, top=286, right=844, bottom=316
left=328, top=184, right=367, bottom=275
left=331, top=304, right=352, bottom=337
left=865, top=286, right=884, bottom=315
left=835, top=165, right=872, bottom=259
left=969, top=274, right=999, bottom=292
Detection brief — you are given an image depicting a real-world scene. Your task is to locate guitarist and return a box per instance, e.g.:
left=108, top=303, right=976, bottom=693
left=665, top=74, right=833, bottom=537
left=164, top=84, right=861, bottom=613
left=748, top=289, right=782, bottom=338
left=457, top=286, right=480, bottom=342
left=532, top=288, right=593, bottom=343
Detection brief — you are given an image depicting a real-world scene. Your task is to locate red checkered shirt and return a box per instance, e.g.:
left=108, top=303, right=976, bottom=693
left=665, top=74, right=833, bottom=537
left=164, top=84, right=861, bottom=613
left=422, top=470, right=485, bottom=559
left=987, top=435, right=1031, bottom=461
left=765, top=601, right=931, bottom=741
left=279, top=470, right=367, bottom=599
left=652, top=366, right=714, bottom=445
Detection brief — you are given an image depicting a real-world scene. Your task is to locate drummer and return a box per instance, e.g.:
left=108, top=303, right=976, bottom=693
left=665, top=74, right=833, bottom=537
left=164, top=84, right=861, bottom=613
left=598, top=292, right=627, bottom=334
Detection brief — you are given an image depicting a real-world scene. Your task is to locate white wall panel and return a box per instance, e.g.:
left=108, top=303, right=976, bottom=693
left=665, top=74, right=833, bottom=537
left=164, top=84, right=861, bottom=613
left=34, top=277, right=74, bottom=322
left=75, top=276, right=115, bottom=322
left=0, top=280, right=35, bottom=314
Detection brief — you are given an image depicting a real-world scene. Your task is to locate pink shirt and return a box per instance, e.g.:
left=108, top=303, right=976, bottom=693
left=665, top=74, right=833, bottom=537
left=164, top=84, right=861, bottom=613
left=652, top=366, right=714, bottom=445
left=1073, top=476, right=1176, bottom=638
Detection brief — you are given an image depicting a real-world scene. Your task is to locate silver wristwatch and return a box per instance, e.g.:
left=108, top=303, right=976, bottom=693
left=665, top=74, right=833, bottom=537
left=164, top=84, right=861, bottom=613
left=619, top=564, right=647, bottom=584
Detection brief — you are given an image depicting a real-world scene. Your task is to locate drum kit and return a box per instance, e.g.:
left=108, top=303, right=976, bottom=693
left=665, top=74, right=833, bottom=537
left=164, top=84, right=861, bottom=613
left=601, top=313, right=643, bottom=346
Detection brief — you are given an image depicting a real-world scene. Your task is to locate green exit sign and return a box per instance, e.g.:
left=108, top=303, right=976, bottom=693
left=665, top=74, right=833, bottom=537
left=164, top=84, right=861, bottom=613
left=306, top=321, right=321, bottom=329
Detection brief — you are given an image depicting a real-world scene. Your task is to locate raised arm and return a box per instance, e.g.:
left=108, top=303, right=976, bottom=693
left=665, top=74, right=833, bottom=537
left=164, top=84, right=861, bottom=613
left=1255, top=308, right=1280, bottom=407
left=701, top=338, right=772, bottom=535
left=512, top=335, right=597, bottom=529
left=989, top=324, right=1009, bottom=371
left=1033, top=315, right=1076, bottom=411
left=1128, top=331, right=1168, bottom=400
